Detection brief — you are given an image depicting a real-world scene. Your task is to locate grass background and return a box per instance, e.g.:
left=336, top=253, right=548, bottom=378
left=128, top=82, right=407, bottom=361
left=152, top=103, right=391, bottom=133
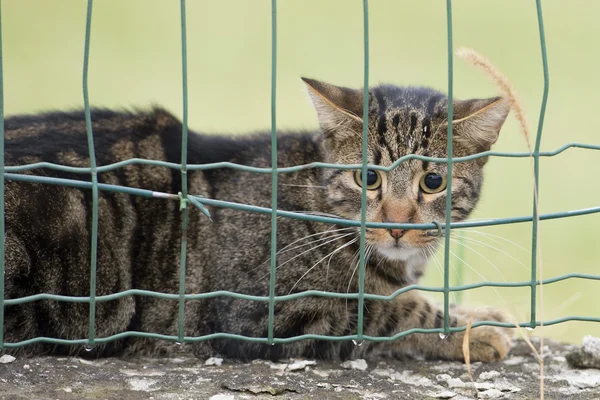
left=3, top=0, right=599, bottom=344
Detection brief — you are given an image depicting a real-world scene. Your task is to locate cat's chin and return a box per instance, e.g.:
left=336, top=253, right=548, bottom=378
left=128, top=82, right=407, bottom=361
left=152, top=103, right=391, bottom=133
left=376, top=246, right=423, bottom=262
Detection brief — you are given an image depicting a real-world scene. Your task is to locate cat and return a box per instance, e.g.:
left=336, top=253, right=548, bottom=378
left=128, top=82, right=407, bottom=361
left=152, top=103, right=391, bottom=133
left=1, top=78, right=513, bottom=362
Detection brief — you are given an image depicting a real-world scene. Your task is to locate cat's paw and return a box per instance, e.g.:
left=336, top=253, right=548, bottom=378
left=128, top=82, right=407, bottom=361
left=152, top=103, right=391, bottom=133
left=453, top=307, right=515, bottom=362
left=462, top=324, right=513, bottom=362
left=453, top=306, right=514, bottom=336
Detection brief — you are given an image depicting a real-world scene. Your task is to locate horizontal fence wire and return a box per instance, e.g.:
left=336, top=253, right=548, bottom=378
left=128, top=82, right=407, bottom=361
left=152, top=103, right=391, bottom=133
left=6, top=170, right=600, bottom=230
left=4, top=316, right=600, bottom=349
left=5, top=142, right=600, bottom=175
left=4, top=273, right=600, bottom=305
left=1, top=0, right=600, bottom=351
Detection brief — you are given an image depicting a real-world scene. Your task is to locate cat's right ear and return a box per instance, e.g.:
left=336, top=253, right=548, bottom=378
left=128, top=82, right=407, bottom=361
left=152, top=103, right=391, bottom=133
left=301, top=78, right=364, bottom=138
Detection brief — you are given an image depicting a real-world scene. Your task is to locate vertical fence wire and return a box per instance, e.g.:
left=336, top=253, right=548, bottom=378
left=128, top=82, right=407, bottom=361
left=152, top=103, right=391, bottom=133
left=530, top=0, right=549, bottom=329
left=83, top=0, right=99, bottom=349
left=443, top=0, right=454, bottom=335
left=0, top=0, right=5, bottom=351
left=355, top=0, right=370, bottom=343
left=267, top=0, right=278, bottom=344
left=177, top=0, right=190, bottom=344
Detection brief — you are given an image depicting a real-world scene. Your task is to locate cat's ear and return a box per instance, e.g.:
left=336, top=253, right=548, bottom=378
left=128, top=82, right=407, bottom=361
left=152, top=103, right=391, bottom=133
left=301, top=77, right=364, bottom=138
left=449, top=96, right=510, bottom=152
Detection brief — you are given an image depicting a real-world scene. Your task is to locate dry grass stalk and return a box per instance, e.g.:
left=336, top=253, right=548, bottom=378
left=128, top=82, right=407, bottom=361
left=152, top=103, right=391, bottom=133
left=506, top=304, right=544, bottom=363
left=455, top=47, right=531, bottom=149
left=456, top=46, right=545, bottom=400
left=462, top=317, right=477, bottom=397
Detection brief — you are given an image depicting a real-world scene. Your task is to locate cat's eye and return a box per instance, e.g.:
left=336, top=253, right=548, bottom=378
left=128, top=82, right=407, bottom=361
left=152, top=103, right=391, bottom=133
left=419, top=173, right=447, bottom=194
left=354, top=169, right=382, bottom=190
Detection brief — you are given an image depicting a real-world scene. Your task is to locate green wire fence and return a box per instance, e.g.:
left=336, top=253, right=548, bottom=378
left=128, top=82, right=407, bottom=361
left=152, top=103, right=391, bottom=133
left=1, top=0, right=600, bottom=351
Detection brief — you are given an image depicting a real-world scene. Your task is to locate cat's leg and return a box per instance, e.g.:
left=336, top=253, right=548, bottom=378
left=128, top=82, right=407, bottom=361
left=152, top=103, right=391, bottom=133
left=3, top=232, right=37, bottom=350
left=375, top=291, right=513, bottom=362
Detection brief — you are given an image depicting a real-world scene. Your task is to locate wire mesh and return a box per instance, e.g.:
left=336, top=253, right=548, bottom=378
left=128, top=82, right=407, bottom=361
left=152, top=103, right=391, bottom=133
left=1, top=0, right=600, bottom=352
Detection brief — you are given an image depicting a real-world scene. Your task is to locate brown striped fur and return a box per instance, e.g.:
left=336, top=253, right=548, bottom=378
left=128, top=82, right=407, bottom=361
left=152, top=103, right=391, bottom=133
left=2, top=78, right=513, bottom=362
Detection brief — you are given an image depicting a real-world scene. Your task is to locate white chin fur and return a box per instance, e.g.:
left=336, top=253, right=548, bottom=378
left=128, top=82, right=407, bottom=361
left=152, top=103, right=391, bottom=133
left=375, top=246, right=430, bottom=284
left=377, top=246, right=422, bottom=262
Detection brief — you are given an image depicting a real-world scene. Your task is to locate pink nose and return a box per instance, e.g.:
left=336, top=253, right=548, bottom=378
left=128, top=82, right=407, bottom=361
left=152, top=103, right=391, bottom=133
left=390, top=229, right=406, bottom=239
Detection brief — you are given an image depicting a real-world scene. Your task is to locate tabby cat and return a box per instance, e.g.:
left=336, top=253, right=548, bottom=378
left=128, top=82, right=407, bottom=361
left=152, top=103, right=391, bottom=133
left=2, top=78, right=513, bottom=362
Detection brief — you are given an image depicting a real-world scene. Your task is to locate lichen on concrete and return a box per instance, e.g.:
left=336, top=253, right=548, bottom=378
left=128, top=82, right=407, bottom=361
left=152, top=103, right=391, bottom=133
left=566, top=335, right=600, bottom=370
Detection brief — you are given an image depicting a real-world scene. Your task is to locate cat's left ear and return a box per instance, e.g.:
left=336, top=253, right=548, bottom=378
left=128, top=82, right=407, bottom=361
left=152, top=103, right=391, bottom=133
left=449, top=96, right=510, bottom=152
left=301, top=77, right=364, bottom=139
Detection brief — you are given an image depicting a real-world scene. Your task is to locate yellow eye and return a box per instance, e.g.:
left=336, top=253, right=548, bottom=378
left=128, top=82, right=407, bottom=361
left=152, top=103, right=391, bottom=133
left=354, top=169, right=382, bottom=190
left=419, top=173, right=447, bottom=194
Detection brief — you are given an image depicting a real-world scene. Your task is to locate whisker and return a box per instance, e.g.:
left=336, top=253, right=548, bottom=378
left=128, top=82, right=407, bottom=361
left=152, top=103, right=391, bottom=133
left=346, top=244, right=373, bottom=296
left=275, top=229, right=355, bottom=257
left=363, top=245, right=375, bottom=314
left=461, top=217, right=502, bottom=221
left=364, top=245, right=377, bottom=314
left=374, top=252, right=387, bottom=270
left=425, top=243, right=459, bottom=306
left=250, top=227, right=355, bottom=273
left=290, top=237, right=358, bottom=294
left=346, top=257, right=361, bottom=296
left=258, top=232, right=356, bottom=280
left=439, top=242, right=511, bottom=310
left=458, top=235, right=530, bottom=272
left=344, top=246, right=364, bottom=310
left=462, top=229, right=530, bottom=254
left=449, top=237, right=508, bottom=281
left=280, top=210, right=345, bottom=219
left=341, top=247, right=361, bottom=292
left=326, top=237, right=358, bottom=286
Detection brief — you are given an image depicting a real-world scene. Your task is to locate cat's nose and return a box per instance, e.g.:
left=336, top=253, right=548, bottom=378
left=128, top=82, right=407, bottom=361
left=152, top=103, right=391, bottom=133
left=389, top=228, right=406, bottom=240
left=385, top=218, right=411, bottom=240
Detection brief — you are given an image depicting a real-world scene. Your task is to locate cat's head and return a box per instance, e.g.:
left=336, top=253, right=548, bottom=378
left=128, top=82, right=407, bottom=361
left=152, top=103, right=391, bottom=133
left=303, top=78, right=509, bottom=262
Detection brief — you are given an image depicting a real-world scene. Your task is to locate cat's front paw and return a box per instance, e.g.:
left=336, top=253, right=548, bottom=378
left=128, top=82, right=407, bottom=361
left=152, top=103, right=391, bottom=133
left=455, top=307, right=515, bottom=339
left=462, top=324, right=513, bottom=362
left=455, top=307, right=515, bottom=362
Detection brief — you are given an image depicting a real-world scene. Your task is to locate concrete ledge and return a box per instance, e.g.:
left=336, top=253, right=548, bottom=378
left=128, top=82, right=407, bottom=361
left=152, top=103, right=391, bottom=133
left=1, top=338, right=599, bottom=400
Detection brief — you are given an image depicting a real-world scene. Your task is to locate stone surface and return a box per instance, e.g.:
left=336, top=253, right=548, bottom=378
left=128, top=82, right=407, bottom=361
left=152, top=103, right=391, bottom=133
left=447, top=377, right=467, bottom=388
left=204, top=357, right=224, bottom=367
left=0, top=354, right=15, bottom=364
left=0, top=339, right=599, bottom=399
left=427, top=390, right=457, bottom=398
left=567, top=335, right=600, bottom=369
left=478, top=388, right=504, bottom=399
left=286, top=359, right=317, bottom=371
left=583, top=335, right=600, bottom=356
left=340, top=358, right=368, bottom=371
left=479, top=370, right=501, bottom=381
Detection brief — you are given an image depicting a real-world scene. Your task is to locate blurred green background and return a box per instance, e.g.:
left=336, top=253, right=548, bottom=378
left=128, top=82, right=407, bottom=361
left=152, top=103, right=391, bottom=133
left=3, top=0, right=599, bottom=344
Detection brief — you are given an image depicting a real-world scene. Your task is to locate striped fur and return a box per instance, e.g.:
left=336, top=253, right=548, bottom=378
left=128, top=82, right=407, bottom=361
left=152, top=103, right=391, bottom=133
left=3, top=79, right=512, bottom=362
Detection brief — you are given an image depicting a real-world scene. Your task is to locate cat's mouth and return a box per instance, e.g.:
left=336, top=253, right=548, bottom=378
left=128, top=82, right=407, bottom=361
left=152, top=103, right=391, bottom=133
left=375, top=243, right=424, bottom=262
left=365, top=228, right=437, bottom=262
